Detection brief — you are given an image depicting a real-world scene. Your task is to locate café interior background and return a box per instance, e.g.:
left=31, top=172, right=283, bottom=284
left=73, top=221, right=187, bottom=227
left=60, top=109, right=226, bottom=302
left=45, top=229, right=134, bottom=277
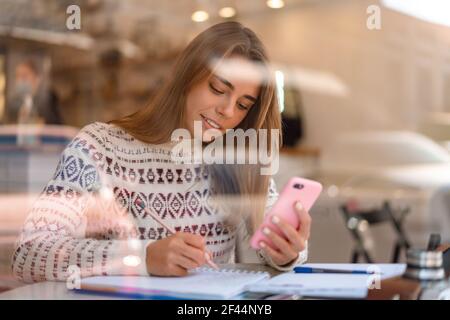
left=1, top=0, right=450, bottom=290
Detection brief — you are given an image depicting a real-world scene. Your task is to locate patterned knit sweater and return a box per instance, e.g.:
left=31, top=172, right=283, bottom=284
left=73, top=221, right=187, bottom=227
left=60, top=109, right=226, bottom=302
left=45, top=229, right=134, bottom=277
left=11, top=122, right=307, bottom=283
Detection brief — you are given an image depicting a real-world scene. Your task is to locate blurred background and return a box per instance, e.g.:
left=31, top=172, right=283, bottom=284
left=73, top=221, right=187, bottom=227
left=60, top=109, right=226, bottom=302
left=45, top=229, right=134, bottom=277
left=1, top=0, right=450, bottom=291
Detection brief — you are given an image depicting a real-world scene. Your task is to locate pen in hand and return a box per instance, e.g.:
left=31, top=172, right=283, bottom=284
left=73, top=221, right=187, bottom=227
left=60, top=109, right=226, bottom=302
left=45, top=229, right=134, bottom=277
left=136, top=200, right=219, bottom=270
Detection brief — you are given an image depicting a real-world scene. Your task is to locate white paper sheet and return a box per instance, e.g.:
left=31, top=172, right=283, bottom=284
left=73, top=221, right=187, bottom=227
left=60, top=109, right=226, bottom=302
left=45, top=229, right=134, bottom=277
left=246, top=263, right=406, bottom=299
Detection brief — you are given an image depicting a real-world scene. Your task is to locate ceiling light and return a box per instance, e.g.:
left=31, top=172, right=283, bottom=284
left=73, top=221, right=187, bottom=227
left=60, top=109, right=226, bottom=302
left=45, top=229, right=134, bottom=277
left=267, top=0, right=285, bottom=9
left=191, top=10, right=209, bottom=22
left=219, top=7, right=236, bottom=18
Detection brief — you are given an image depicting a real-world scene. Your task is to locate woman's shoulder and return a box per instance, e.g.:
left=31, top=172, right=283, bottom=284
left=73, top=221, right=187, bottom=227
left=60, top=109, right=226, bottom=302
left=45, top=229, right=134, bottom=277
left=76, top=121, right=136, bottom=146
left=74, top=121, right=176, bottom=157
left=64, top=121, right=140, bottom=164
left=63, top=122, right=116, bottom=156
left=78, top=121, right=120, bottom=136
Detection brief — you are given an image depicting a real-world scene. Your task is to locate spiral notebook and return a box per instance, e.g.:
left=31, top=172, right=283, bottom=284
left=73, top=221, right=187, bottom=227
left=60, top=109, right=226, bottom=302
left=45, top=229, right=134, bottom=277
left=77, top=268, right=270, bottom=300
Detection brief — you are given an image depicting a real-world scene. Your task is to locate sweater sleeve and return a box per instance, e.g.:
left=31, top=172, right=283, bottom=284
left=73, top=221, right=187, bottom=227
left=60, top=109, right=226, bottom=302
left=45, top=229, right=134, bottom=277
left=11, top=124, right=150, bottom=283
left=235, top=178, right=308, bottom=271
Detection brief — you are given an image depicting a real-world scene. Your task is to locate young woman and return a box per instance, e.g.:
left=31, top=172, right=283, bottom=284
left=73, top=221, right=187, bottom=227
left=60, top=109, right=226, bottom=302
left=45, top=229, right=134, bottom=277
left=12, top=21, right=311, bottom=282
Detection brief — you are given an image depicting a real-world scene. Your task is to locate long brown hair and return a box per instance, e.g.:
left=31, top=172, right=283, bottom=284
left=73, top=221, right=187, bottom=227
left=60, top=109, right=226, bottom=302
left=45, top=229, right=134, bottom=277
left=110, top=21, right=281, bottom=231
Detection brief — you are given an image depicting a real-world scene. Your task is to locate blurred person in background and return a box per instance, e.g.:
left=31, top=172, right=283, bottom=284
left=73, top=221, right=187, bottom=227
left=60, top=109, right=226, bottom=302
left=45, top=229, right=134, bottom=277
left=4, top=59, right=62, bottom=125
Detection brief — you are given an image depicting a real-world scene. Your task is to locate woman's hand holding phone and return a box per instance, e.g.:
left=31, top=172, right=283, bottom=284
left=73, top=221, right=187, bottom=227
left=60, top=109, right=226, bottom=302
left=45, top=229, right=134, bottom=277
left=250, top=177, right=322, bottom=267
left=258, top=201, right=311, bottom=266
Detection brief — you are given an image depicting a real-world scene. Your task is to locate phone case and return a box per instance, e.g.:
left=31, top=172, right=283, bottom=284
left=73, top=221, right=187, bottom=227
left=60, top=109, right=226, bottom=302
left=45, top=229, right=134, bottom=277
left=250, top=177, right=323, bottom=250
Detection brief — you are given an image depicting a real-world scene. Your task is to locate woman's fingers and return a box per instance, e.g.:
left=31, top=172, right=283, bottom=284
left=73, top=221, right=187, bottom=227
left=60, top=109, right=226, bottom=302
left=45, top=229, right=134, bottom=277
left=179, top=232, right=205, bottom=250
left=271, top=215, right=306, bottom=252
left=261, top=226, right=298, bottom=261
left=168, top=264, right=188, bottom=277
left=180, top=244, right=206, bottom=266
left=294, top=201, right=312, bottom=240
left=175, top=253, right=201, bottom=270
left=259, top=202, right=312, bottom=266
left=259, top=241, right=285, bottom=263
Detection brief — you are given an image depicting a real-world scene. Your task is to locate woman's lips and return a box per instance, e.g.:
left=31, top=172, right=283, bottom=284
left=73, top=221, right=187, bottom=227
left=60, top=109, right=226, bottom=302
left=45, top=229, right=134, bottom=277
left=200, top=114, right=221, bottom=130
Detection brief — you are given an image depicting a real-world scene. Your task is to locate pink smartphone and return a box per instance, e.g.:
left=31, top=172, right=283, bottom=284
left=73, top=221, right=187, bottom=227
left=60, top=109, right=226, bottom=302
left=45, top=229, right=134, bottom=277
left=250, top=177, right=323, bottom=250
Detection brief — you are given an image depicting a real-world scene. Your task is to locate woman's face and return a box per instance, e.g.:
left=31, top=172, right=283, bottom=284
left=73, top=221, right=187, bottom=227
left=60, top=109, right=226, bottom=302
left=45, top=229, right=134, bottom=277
left=184, top=56, right=262, bottom=142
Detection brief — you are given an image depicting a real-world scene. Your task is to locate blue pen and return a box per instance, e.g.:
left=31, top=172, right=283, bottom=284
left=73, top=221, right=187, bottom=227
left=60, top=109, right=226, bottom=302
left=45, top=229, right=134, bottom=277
left=294, top=267, right=380, bottom=275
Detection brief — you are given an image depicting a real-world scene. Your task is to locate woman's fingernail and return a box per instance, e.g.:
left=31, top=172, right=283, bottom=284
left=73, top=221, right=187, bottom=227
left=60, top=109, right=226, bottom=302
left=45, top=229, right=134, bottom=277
left=259, top=241, right=266, bottom=248
left=263, top=227, right=271, bottom=235
left=271, top=216, right=280, bottom=224
left=295, top=201, right=304, bottom=211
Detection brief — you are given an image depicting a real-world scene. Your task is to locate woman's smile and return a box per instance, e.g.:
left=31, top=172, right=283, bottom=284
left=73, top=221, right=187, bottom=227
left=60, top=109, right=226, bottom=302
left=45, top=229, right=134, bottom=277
left=200, top=114, right=222, bottom=130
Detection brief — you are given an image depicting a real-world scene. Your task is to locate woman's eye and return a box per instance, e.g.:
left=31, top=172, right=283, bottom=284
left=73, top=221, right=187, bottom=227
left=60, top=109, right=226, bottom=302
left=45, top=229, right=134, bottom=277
left=237, top=103, right=249, bottom=111
left=209, top=83, right=224, bottom=95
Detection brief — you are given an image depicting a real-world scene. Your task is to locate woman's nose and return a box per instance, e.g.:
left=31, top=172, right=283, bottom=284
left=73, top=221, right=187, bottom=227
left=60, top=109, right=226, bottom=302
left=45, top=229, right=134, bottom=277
left=216, top=99, right=235, bottom=119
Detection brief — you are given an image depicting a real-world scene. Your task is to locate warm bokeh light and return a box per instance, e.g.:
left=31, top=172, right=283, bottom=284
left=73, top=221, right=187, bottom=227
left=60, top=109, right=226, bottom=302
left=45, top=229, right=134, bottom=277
left=219, top=7, right=236, bottom=18
left=122, top=255, right=141, bottom=267
left=191, top=10, right=209, bottom=22
left=266, top=0, right=285, bottom=9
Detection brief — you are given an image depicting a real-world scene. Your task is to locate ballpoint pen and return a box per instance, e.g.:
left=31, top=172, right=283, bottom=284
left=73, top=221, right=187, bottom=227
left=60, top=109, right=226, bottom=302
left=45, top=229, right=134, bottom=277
left=294, top=266, right=382, bottom=275
left=135, top=199, right=219, bottom=270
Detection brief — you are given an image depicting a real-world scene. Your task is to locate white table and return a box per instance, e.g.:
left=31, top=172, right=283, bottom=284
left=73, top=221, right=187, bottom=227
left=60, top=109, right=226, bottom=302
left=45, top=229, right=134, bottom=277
left=0, top=264, right=279, bottom=300
left=0, top=281, right=117, bottom=300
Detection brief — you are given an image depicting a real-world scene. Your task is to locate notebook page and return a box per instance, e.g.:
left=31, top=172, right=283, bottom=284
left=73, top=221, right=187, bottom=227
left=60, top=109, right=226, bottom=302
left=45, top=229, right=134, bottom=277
left=79, top=268, right=270, bottom=299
